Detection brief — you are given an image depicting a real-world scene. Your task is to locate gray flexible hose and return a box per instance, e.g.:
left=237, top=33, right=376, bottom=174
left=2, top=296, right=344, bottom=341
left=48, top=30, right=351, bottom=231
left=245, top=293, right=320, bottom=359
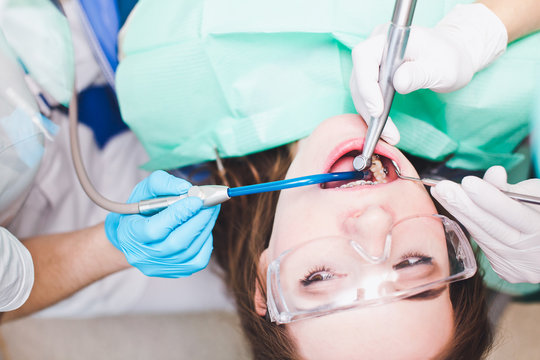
left=68, top=91, right=139, bottom=214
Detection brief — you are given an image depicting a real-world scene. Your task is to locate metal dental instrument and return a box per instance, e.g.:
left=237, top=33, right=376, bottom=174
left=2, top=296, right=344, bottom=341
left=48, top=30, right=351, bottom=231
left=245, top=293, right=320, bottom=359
left=392, top=160, right=540, bottom=206
left=69, top=91, right=364, bottom=214
left=353, top=0, right=418, bottom=172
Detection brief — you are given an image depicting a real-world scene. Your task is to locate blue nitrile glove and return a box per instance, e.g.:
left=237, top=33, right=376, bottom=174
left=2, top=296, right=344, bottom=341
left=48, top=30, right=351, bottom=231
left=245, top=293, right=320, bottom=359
left=105, top=170, right=220, bottom=278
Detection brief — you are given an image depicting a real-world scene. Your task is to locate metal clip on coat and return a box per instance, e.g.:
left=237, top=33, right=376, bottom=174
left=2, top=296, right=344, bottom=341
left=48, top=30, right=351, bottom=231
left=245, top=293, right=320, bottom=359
left=353, top=0, right=418, bottom=171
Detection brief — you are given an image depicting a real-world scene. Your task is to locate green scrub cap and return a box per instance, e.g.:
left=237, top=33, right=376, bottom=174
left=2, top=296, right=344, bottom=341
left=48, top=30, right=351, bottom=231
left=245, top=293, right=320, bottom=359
left=0, top=0, right=74, bottom=106
left=117, top=0, right=540, bottom=171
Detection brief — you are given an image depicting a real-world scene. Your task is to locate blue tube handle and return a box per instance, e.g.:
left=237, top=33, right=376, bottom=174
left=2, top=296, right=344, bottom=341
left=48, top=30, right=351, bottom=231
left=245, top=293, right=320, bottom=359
left=228, top=171, right=364, bottom=197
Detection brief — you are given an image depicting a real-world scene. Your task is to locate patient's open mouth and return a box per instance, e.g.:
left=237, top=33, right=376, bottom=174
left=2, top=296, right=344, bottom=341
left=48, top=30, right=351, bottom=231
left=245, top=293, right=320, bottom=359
left=322, top=152, right=398, bottom=189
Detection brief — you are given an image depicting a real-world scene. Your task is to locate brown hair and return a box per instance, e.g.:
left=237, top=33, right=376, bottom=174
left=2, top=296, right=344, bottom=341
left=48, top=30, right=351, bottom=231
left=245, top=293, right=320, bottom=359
left=208, top=145, right=493, bottom=360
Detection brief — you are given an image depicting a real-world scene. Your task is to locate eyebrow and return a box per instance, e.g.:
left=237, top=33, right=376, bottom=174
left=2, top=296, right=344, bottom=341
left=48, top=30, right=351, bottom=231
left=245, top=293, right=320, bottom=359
left=405, top=286, right=447, bottom=301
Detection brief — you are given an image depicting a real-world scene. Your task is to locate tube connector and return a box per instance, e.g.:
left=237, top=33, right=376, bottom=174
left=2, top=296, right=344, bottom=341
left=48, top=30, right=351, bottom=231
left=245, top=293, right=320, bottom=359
left=138, top=185, right=230, bottom=215
left=188, top=185, right=230, bottom=207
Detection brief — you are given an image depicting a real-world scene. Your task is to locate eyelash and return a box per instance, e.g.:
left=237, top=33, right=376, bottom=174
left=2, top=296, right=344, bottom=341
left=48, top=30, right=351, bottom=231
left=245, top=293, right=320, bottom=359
left=406, top=287, right=445, bottom=300
left=301, top=265, right=335, bottom=287
left=300, top=253, right=432, bottom=286
left=393, top=251, right=433, bottom=270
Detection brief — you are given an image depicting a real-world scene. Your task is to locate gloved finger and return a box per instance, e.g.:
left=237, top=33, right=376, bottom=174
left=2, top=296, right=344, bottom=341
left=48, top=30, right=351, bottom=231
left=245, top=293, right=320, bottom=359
left=351, top=34, right=386, bottom=119
left=393, top=60, right=433, bottom=94
left=508, top=179, right=540, bottom=200
left=350, top=75, right=400, bottom=145
left=393, top=56, right=458, bottom=93
left=483, top=166, right=540, bottom=213
left=378, top=116, right=400, bottom=145
left=462, top=176, right=540, bottom=234
left=129, top=170, right=192, bottom=202
left=350, top=74, right=372, bottom=121
left=147, top=234, right=214, bottom=278
left=431, top=180, right=519, bottom=247
left=149, top=205, right=219, bottom=259
left=370, top=23, right=389, bottom=37
left=132, top=197, right=204, bottom=242
left=152, top=202, right=218, bottom=251
left=391, top=27, right=432, bottom=94
left=145, top=171, right=193, bottom=196
left=482, top=166, right=508, bottom=190
left=178, top=234, right=214, bottom=273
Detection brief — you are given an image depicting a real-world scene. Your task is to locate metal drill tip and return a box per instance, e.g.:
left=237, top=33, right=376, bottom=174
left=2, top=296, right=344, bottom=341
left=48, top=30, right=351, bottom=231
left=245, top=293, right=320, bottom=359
left=353, top=155, right=372, bottom=172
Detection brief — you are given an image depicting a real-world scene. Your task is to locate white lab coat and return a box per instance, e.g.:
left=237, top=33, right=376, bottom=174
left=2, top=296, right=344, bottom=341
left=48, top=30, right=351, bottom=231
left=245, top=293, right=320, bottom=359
left=3, top=0, right=233, bottom=317
left=7, top=112, right=233, bottom=318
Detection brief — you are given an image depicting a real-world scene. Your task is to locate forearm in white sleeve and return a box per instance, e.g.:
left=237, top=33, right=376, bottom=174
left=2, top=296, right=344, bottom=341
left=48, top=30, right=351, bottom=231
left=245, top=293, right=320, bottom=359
left=0, top=227, right=34, bottom=312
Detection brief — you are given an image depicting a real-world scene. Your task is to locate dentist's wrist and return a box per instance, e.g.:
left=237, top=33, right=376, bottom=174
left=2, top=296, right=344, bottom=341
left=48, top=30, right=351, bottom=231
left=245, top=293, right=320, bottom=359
left=478, top=0, right=540, bottom=42
left=96, top=222, right=131, bottom=272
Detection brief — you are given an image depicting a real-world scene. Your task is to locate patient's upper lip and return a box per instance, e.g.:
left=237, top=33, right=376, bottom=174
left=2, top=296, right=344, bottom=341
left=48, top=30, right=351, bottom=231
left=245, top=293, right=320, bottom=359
left=324, top=138, right=399, bottom=174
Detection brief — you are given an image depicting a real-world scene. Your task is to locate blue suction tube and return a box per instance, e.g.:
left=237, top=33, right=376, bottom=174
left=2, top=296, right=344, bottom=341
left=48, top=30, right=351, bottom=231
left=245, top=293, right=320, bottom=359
left=228, top=171, right=365, bottom=197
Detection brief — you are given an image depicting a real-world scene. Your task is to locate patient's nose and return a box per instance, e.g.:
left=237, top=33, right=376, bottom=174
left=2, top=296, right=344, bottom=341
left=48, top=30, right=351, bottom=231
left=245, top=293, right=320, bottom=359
left=343, top=206, right=393, bottom=259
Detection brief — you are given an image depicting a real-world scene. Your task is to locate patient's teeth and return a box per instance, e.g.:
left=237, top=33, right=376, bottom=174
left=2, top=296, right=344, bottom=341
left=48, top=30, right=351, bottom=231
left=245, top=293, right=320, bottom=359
left=338, top=179, right=378, bottom=188
left=336, top=155, right=391, bottom=189
left=370, top=156, right=388, bottom=183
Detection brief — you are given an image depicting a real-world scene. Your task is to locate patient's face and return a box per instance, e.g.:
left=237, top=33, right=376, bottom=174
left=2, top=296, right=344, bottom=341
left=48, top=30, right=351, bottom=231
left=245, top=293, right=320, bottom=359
left=262, top=114, right=453, bottom=360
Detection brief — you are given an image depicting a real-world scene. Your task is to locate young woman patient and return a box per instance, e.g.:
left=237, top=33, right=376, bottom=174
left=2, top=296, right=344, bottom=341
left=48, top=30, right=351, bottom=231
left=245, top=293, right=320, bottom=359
left=210, top=114, right=492, bottom=360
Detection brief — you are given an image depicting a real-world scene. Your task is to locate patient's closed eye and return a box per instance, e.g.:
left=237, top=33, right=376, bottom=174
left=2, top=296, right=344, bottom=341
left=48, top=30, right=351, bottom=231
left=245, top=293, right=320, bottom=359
left=301, top=266, right=342, bottom=286
left=393, top=253, right=432, bottom=270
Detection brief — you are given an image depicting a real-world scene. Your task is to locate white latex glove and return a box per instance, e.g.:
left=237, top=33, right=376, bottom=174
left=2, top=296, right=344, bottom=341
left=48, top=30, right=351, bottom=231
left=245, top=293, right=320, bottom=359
left=431, top=166, right=540, bottom=284
left=350, top=3, right=508, bottom=146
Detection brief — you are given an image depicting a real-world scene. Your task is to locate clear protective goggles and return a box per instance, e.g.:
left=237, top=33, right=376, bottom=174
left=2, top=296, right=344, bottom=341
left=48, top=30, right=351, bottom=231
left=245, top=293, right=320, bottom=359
left=266, top=215, right=476, bottom=324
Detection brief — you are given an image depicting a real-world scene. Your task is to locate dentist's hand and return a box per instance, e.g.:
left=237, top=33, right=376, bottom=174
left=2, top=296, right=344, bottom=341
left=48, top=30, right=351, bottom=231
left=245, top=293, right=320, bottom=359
left=431, top=166, right=540, bottom=284
left=105, top=171, right=220, bottom=278
left=350, top=3, right=507, bottom=145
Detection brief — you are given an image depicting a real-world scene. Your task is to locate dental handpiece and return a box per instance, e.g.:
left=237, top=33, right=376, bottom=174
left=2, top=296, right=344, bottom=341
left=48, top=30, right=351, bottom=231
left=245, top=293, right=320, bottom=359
left=353, top=0, right=418, bottom=172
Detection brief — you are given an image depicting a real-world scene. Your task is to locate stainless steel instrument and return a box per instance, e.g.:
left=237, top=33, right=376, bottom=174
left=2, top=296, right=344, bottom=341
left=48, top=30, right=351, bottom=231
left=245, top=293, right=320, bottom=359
left=353, top=0, right=418, bottom=171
